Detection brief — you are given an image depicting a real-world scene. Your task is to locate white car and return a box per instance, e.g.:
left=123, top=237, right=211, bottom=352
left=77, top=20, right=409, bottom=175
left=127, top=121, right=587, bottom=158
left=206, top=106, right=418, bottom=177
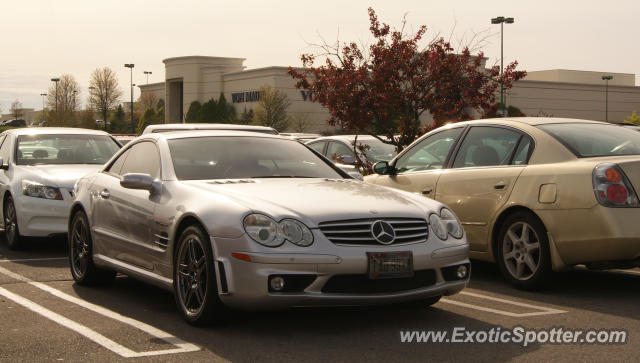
left=0, top=128, right=121, bottom=249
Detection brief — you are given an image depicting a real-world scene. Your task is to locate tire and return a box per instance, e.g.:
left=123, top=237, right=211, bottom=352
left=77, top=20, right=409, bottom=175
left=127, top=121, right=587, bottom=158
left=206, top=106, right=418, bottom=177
left=173, top=225, right=228, bottom=325
left=495, top=211, right=551, bottom=290
left=69, top=210, right=116, bottom=285
left=4, top=196, right=23, bottom=250
left=396, top=295, right=442, bottom=308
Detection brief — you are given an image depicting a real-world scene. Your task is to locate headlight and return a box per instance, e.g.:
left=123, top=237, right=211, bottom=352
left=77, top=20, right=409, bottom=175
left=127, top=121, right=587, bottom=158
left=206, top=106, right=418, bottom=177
left=22, top=180, right=63, bottom=200
left=429, top=213, right=448, bottom=240
left=440, top=208, right=464, bottom=239
left=243, top=214, right=284, bottom=247
left=243, top=214, right=313, bottom=247
left=279, top=219, right=314, bottom=247
left=429, top=208, right=464, bottom=240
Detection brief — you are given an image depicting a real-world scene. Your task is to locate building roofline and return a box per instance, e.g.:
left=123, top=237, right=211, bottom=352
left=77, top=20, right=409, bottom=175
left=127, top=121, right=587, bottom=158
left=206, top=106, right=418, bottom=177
left=163, top=55, right=246, bottom=64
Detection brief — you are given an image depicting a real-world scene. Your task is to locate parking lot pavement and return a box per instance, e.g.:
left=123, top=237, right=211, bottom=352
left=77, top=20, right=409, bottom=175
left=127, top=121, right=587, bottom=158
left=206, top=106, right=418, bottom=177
left=0, top=240, right=638, bottom=362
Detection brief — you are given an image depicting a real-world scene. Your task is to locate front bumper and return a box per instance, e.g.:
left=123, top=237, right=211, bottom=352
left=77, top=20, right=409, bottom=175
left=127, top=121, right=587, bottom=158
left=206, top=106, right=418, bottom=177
left=211, top=231, right=470, bottom=310
left=14, top=191, right=73, bottom=237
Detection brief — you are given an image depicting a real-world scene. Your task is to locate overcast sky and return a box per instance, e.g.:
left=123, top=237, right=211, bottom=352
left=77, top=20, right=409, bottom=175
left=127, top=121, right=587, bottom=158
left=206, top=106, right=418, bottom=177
left=1, top=0, right=638, bottom=111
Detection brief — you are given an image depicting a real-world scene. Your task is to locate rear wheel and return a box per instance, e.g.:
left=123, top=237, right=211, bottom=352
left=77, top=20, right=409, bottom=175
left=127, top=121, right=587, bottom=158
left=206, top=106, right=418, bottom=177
left=4, top=196, right=23, bottom=250
left=174, top=225, right=228, bottom=325
left=69, top=210, right=115, bottom=285
left=496, top=211, right=551, bottom=289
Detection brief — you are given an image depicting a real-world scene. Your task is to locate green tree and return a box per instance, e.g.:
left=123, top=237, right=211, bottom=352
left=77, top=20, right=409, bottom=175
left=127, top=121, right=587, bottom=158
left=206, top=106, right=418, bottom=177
left=108, top=105, right=127, bottom=133
left=216, top=94, right=236, bottom=123
left=253, top=85, right=290, bottom=132
left=136, top=107, right=161, bottom=134
left=624, top=110, right=640, bottom=125
left=198, top=98, right=217, bottom=122
left=237, top=108, right=254, bottom=124
left=157, top=98, right=165, bottom=109
left=185, top=101, right=202, bottom=122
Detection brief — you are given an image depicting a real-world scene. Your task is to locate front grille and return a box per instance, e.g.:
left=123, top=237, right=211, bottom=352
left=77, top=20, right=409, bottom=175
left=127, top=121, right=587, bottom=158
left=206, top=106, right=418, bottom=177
left=321, top=269, right=437, bottom=294
left=318, top=218, right=429, bottom=246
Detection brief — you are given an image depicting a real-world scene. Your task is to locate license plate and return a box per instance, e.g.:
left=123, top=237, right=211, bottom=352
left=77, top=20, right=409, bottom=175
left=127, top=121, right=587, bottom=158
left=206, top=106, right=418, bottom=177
left=367, top=251, right=414, bottom=279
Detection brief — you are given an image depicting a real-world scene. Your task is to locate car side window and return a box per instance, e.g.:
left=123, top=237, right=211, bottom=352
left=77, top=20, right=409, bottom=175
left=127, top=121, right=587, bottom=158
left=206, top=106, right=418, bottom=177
left=119, top=142, right=161, bottom=179
left=106, top=149, right=130, bottom=176
left=452, top=126, right=522, bottom=168
left=327, top=141, right=355, bottom=162
left=0, top=136, right=11, bottom=163
left=308, top=141, right=326, bottom=155
left=511, top=135, right=534, bottom=165
left=395, top=128, right=464, bottom=173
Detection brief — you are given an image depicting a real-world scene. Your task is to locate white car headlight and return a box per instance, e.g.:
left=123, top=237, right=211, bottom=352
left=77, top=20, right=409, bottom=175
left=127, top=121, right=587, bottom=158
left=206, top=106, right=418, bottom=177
left=243, top=214, right=313, bottom=247
left=429, top=213, right=448, bottom=240
left=440, top=208, right=464, bottom=239
left=22, top=180, right=63, bottom=200
left=279, top=219, right=314, bottom=247
left=429, top=208, right=464, bottom=240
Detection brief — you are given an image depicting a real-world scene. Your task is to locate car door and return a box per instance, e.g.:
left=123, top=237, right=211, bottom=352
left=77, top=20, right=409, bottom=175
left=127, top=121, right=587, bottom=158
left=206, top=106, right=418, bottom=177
left=373, top=127, right=465, bottom=197
left=435, top=126, right=533, bottom=252
left=91, top=141, right=161, bottom=270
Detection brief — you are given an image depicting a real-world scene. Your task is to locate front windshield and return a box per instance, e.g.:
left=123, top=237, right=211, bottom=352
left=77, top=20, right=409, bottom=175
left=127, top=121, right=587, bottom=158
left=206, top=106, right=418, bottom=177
left=539, top=123, right=640, bottom=157
left=360, top=138, right=397, bottom=162
left=168, top=136, right=344, bottom=180
left=16, top=134, right=121, bottom=165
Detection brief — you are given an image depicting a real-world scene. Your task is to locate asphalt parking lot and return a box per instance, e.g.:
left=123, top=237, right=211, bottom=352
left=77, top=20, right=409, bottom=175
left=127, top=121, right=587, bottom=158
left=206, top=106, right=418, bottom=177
left=0, top=238, right=638, bottom=362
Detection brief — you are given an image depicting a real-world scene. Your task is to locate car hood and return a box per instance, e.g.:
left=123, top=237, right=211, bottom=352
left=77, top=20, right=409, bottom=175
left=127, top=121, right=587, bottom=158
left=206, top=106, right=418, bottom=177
left=183, top=178, right=438, bottom=226
left=18, top=164, right=104, bottom=190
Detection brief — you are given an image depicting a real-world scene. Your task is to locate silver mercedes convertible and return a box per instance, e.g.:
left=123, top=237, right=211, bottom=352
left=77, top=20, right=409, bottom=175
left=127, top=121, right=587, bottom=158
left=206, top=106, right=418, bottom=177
left=69, top=131, right=470, bottom=325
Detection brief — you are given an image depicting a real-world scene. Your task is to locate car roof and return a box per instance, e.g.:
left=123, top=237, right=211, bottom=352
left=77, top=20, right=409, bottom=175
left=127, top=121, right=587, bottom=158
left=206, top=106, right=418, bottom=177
left=450, top=117, right=607, bottom=127
left=142, top=123, right=278, bottom=134
left=139, top=130, right=287, bottom=141
left=3, top=127, right=111, bottom=136
left=308, top=135, right=388, bottom=143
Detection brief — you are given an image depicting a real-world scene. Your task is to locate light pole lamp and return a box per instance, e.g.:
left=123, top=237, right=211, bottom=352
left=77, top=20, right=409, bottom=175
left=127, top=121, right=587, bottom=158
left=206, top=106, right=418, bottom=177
left=491, top=16, right=514, bottom=117
left=124, top=64, right=135, bottom=133
left=50, top=77, right=60, bottom=122
left=143, top=71, right=152, bottom=84
left=40, top=93, right=47, bottom=123
left=602, top=75, right=613, bottom=122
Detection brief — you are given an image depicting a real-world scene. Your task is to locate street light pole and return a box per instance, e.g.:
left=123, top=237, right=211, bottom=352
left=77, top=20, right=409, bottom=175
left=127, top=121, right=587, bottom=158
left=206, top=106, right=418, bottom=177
left=143, top=71, right=152, bottom=84
left=491, top=16, right=514, bottom=117
left=602, top=75, right=613, bottom=122
left=50, top=78, right=60, bottom=123
left=40, top=93, right=47, bottom=124
left=124, top=64, right=135, bottom=133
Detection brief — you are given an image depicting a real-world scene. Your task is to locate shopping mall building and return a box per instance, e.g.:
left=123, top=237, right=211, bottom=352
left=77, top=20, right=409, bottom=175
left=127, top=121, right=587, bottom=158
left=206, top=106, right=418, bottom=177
left=138, top=55, right=640, bottom=132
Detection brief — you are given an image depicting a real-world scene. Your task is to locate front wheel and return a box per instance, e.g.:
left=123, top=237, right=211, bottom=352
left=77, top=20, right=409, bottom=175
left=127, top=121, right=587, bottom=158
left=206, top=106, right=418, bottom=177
left=496, top=211, right=551, bottom=290
left=173, top=225, right=228, bottom=325
left=4, top=196, right=23, bottom=250
left=69, top=210, right=115, bottom=285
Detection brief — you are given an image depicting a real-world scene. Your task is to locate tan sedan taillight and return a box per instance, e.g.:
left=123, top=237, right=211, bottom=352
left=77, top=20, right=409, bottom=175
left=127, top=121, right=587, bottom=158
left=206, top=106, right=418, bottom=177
left=593, top=163, right=640, bottom=207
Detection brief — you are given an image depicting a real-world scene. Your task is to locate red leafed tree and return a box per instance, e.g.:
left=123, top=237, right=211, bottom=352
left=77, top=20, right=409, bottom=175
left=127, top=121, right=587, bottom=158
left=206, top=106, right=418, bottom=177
left=288, top=8, right=526, bottom=153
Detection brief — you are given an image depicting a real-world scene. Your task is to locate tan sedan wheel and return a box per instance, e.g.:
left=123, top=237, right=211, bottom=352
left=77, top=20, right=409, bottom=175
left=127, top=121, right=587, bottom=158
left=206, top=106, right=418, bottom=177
left=496, top=211, right=551, bottom=289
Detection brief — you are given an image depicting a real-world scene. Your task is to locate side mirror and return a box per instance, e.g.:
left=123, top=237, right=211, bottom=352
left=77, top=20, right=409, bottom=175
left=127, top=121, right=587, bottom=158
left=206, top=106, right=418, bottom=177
left=372, top=161, right=390, bottom=175
left=120, top=173, right=155, bottom=191
left=0, top=157, right=7, bottom=170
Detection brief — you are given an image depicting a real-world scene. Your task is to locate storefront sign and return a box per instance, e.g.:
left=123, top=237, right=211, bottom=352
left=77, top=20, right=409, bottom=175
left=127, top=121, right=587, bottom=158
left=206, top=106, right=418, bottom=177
left=232, top=90, right=261, bottom=103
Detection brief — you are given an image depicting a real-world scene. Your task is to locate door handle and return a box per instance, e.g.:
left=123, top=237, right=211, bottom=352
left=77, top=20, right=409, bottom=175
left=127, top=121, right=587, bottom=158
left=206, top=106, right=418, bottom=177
left=99, top=190, right=110, bottom=199
left=494, top=182, right=506, bottom=190
left=421, top=187, right=433, bottom=195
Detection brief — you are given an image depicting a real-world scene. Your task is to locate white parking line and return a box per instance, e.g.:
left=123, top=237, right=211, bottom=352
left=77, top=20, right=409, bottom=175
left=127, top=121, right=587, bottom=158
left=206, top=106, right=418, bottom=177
left=0, top=265, right=199, bottom=358
left=0, top=257, right=68, bottom=263
left=440, top=291, right=567, bottom=317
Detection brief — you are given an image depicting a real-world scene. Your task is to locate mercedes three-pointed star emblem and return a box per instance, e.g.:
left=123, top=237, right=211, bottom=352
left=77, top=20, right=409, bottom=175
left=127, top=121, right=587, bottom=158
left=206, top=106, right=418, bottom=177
left=371, top=220, right=395, bottom=245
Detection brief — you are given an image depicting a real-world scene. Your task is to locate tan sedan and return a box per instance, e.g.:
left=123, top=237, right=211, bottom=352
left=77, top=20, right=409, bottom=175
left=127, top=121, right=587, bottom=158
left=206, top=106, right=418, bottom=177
left=365, top=118, right=640, bottom=288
